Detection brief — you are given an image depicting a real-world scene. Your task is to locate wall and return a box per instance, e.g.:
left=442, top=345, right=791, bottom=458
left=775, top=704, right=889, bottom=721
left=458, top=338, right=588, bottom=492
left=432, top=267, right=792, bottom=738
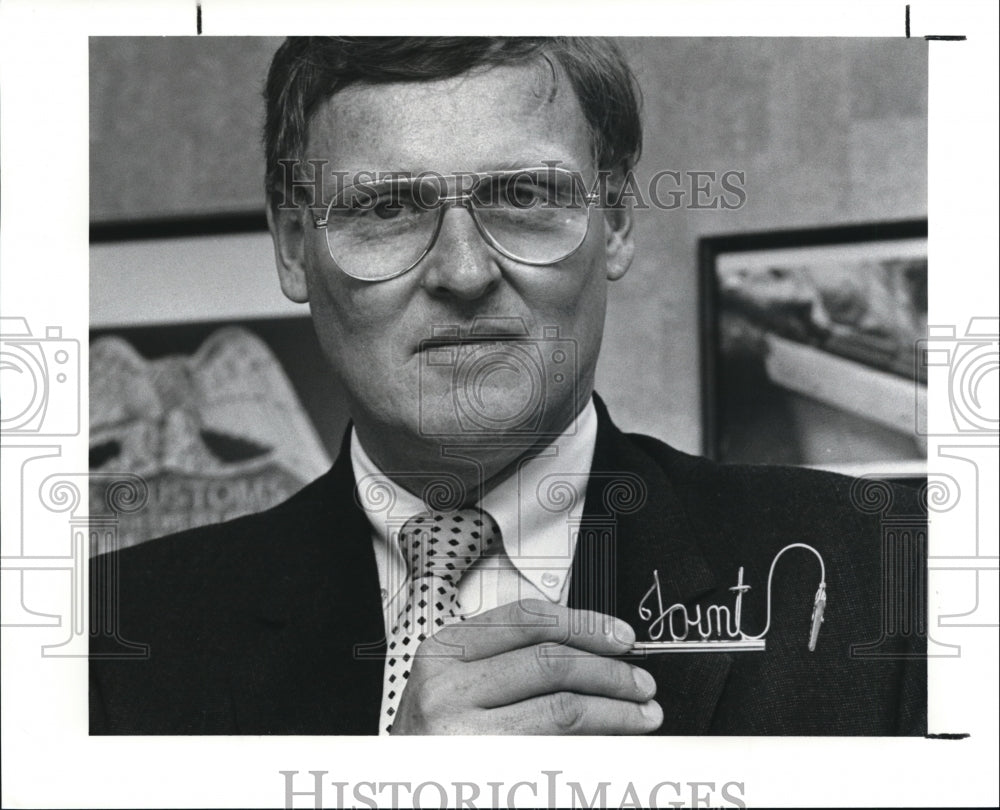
left=90, top=37, right=927, bottom=454
left=605, top=38, right=927, bottom=451
left=90, top=37, right=283, bottom=220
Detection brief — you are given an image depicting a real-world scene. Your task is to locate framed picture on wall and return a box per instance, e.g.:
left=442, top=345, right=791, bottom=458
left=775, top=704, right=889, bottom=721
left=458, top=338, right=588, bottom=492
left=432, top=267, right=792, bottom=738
left=699, top=219, right=928, bottom=480
left=90, top=218, right=352, bottom=551
left=88, top=316, right=350, bottom=552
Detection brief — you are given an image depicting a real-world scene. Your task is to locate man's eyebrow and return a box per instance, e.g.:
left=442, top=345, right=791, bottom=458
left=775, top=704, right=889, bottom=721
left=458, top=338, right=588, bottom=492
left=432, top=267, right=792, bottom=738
left=474, top=160, right=581, bottom=173
left=332, top=162, right=589, bottom=191
left=382, top=162, right=578, bottom=172
left=341, top=163, right=582, bottom=181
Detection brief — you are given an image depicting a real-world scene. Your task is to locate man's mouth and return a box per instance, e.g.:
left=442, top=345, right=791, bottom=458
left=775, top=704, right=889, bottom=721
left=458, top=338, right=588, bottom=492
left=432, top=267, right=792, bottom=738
left=417, top=319, right=532, bottom=351
left=418, top=333, right=527, bottom=351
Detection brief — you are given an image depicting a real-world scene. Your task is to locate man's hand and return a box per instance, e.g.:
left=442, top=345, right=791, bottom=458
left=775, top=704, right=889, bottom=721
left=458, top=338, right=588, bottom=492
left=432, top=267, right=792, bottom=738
left=390, top=599, right=662, bottom=734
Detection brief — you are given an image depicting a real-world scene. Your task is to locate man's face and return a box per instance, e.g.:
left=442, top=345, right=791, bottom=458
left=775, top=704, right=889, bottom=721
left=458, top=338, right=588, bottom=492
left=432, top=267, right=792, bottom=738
left=270, top=60, right=632, bottom=470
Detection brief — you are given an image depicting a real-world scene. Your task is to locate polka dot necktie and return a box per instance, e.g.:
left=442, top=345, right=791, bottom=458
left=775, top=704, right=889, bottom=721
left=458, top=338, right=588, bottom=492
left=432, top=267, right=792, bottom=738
left=382, top=507, right=500, bottom=733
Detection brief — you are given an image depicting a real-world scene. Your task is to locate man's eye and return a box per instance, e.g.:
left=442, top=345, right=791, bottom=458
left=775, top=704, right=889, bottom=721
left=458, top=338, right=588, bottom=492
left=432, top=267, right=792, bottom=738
left=338, top=190, right=419, bottom=219
left=492, top=175, right=576, bottom=209
left=372, top=199, right=405, bottom=219
left=505, top=180, right=551, bottom=207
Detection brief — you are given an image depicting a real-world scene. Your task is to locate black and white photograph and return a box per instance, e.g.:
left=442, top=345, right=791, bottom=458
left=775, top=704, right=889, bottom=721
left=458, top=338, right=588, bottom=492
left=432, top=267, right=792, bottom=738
left=701, top=220, right=928, bottom=476
left=86, top=34, right=931, bottom=740
left=2, top=2, right=998, bottom=808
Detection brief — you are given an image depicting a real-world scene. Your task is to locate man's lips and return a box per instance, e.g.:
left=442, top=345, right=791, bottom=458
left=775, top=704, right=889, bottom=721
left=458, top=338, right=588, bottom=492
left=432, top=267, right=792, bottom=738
left=416, top=318, right=533, bottom=351
left=417, top=333, right=528, bottom=351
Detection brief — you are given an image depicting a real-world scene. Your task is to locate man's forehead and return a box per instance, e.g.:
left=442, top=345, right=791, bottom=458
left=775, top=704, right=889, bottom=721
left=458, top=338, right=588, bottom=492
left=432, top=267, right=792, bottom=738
left=303, top=60, right=593, bottom=174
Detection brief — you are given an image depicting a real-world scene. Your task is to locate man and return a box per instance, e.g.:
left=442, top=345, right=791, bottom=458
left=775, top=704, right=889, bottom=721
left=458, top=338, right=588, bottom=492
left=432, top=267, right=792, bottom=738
left=90, top=36, right=926, bottom=735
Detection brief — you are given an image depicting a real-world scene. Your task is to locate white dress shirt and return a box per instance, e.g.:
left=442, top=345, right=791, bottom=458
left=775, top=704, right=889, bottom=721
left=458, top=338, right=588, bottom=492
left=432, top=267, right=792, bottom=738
left=351, top=401, right=598, bottom=731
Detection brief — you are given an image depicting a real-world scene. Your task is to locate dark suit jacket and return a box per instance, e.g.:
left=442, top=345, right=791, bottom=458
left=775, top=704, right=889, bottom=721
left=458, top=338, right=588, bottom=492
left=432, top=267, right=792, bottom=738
left=90, top=396, right=926, bottom=734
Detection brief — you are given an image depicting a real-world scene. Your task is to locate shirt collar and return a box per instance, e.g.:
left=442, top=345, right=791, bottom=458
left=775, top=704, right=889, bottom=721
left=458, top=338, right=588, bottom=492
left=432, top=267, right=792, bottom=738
left=351, top=400, right=597, bottom=593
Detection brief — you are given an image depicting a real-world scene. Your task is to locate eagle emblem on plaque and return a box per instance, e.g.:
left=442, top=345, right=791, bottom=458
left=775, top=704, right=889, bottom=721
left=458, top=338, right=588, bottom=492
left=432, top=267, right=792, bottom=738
left=89, top=327, right=331, bottom=552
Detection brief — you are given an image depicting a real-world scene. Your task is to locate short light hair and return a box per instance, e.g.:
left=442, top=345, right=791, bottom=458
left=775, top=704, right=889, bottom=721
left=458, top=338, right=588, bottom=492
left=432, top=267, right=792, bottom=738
left=263, top=36, right=643, bottom=208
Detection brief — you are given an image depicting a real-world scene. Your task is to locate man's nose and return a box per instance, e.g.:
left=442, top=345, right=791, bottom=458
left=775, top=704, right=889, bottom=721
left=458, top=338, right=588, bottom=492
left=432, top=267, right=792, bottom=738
left=418, top=205, right=501, bottom=301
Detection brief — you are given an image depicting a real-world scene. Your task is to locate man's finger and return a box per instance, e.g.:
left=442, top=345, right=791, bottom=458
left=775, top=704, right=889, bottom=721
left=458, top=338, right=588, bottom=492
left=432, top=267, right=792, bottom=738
left=459, top=644, right=657, bottom=708
left=487, top=693, right=663, bottom=735
left=427, top=599, right=635, bottom=661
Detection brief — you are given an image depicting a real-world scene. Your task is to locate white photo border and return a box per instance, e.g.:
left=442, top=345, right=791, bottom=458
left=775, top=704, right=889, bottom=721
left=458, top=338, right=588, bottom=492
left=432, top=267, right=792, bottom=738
left=1, top=1, right=997, bottom=808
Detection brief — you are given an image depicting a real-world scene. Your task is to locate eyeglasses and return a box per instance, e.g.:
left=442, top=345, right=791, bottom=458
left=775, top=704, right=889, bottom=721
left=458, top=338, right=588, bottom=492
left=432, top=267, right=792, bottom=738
left=311, top=166, right=599, bottom=282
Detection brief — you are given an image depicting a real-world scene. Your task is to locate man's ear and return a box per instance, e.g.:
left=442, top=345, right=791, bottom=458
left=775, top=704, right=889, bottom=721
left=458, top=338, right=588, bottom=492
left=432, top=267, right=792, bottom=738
left=604, top=204, right=634, bottom=281
left=266, top=202, right=310, bottom=303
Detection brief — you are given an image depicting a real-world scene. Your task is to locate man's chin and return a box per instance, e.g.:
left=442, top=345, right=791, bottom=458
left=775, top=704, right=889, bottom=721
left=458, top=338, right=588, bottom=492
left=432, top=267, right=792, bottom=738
left=358, top=399, right=575, bottom=498
left=415, top=393, right=560, bottom=444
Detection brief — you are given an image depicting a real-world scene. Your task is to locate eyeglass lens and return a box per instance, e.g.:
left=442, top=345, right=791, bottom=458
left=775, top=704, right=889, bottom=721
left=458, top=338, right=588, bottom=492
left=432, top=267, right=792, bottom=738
left=323, top=168, right=593, bottom=281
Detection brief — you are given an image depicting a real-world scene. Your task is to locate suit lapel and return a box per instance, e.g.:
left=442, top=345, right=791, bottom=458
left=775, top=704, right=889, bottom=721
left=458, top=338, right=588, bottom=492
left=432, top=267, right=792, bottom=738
left=229, top=432, right=386, bottom=734
left=569, top=396, right=731, bottom=734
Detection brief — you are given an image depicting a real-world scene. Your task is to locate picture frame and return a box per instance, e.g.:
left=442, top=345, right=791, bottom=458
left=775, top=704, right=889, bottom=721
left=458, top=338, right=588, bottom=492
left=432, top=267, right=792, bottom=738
left=699, top=219, right=928, bottom=481
left=89, top=217, right=351, bottom=549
